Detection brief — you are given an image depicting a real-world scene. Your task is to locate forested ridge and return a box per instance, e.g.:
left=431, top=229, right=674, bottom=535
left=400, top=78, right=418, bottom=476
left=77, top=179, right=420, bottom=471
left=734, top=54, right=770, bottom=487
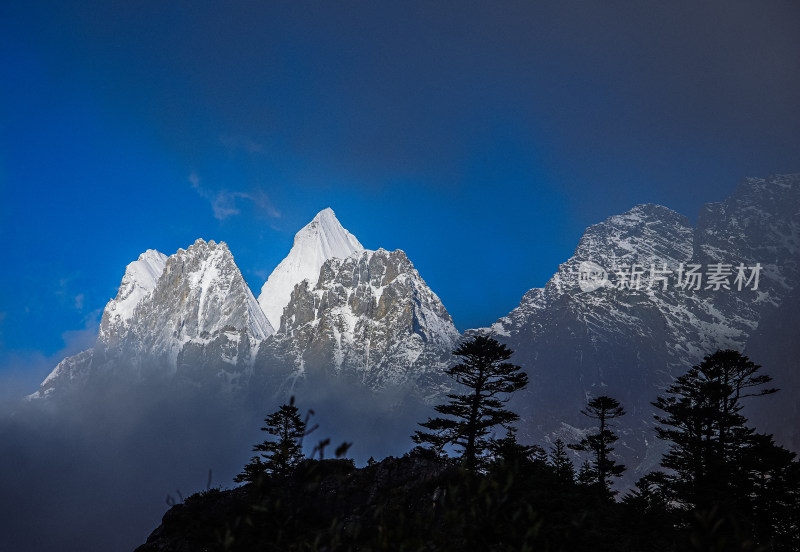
left=137, top=341, right=800, bottom=552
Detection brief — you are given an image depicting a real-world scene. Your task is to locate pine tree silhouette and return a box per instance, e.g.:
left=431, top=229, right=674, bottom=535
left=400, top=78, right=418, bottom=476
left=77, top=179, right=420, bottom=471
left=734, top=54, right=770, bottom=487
left=652, top=349, right=799, bottom=548
left=568, top=395, right=626, bottom=496
left=412, top=336, right=528, bottom=472
left=235, top=397, right=307, bottom=483
left=549, top=438, right=576, bottom=484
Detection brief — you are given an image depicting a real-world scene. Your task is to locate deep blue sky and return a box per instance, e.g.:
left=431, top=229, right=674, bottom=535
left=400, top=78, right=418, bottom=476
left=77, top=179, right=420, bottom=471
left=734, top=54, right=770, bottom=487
left=1, top=1, right=798, bottom=395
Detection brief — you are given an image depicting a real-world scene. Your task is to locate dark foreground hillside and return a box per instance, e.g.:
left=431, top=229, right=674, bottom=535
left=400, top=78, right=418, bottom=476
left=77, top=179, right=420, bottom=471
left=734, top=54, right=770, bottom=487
left=135, top=450, right=784, bottom=552
left=136, top=347, right=800, bottom=552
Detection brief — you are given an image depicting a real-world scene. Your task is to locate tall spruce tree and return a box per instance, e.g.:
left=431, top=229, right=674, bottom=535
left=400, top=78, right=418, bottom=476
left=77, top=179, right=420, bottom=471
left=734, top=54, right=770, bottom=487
left=652, top=349, right=776, bottom=510
left=235, top=398, right=307, bottom=483
left=568, top=395, right=626, bottom=496
left=549, top=438, right=576, bottom=484
left=652, top=349, right=799, bottom=548
left=412, top=336, right=528, bottom=472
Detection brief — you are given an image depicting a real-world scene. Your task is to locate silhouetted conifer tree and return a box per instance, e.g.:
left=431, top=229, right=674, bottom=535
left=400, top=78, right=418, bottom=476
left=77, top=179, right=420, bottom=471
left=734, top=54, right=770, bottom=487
left=235, top=397, right=307, bottom=483
left=653, top=349, right=776, bottom=510
left=549, top=438, right=576, bottom=484
left=569, top=395, right=626, bottom=496
left=652, top=349, right=799, bottom=549
left=412, top=336, right=528, bottom=472
left=488, top=427, right=535, bottom=467
left=576, top=460, right=596, bottom=487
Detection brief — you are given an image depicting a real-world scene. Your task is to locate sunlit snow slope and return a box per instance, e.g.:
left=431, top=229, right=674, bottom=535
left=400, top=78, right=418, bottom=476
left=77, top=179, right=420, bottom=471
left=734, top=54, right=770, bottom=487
left=257, top=208, right=363, bottom=329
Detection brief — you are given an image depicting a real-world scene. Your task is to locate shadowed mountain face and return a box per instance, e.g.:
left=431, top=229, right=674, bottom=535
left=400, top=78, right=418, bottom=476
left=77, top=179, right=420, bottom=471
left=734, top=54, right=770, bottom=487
left=477, top=174, right=800, bottom=476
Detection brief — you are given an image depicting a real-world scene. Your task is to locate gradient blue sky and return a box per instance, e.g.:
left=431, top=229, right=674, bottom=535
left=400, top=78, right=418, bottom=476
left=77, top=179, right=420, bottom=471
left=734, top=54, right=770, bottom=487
left=1, top=1, right=798, bottom=395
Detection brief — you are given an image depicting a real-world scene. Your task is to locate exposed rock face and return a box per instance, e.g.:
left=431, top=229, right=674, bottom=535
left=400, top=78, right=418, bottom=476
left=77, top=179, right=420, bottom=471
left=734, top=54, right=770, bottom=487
left=478, top=174, right=800, bottom=475
left=254, top=248, right=460, bottom=401
left=100, top=249, right=168, bottom=344
left=32, top=239, right=272, bottom=397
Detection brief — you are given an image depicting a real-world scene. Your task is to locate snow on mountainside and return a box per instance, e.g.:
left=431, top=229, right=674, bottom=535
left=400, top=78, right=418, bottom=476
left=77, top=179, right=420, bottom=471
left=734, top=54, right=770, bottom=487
left=253, top=248, right=460, bottom=401
left=102, top=249, right=168, bottom=329
left=36, top=250, right=169, bottom=396
left=258, top=208, right=363, bottom=329
left=32, top=239, right=273, bottom=398
left=32, top=209, right=458, bottom=402
left=478, top=173, right=800, bottom=475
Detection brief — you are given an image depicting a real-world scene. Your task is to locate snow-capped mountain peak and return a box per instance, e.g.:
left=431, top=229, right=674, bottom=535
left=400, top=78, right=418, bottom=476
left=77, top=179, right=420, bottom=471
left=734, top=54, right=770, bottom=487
left=257, top=208, right=364, bottom=329
left=103, top=249, right=168, bottom=325
left=33, top=239, right=274, bottom=398
left=161, top=238, right=274, bottom=341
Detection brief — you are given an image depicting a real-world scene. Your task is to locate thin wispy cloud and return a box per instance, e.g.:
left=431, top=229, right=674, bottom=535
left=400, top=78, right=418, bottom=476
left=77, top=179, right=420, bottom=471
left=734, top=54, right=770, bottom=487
left=190, top=173, right=280, bottom=221
left=247, top=188, right=282, bottom=219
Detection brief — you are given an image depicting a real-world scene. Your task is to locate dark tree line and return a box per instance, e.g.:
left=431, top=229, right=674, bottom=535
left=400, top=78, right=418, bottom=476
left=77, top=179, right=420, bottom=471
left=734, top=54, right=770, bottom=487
left=142, top=341, right=799, bottom=552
